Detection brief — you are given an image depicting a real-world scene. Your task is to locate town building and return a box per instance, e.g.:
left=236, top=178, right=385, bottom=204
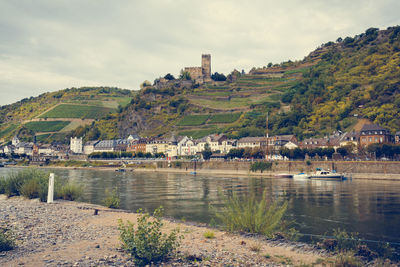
left=70, top=137, right=83, bottom=154
left=83, top=141, right=99, bottom=155
left=359, top=124, right=393, bottom=147
left=94, top=140, right=117, bottom=152
left=395, top=131, right=400, bottom=144
left=146, top=138, right=169, bottom=154
left=12, top=136, right=20, bottom=146
left=237, top=137, right=268, bottom=149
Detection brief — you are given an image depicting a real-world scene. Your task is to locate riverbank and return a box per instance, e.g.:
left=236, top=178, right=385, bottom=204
left=0, top=195, right=329, bottom=266
left=5, top=160, right=400, bottom=181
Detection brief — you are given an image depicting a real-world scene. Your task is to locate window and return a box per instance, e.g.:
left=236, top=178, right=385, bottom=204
left=369, top=137, right=372, bottom=142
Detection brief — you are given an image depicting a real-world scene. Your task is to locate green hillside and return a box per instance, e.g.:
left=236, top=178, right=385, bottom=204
left=1, top=26, right=400, bottom=144
left=275, top=26, right=400, bottom=138
left=0, top=87, right=133, bottom=143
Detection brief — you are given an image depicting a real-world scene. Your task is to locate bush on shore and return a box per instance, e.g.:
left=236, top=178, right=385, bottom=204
left=59, top=183, right=83, bottom=201
left=0, top=226, right=15, bottom=252
left=118, top=207, right=181, bottom=266
left=103, top=188, right=120, bottom=209
left=212, top=190, right=292, bottom=238
left=0, top=169, right=82, bottom=202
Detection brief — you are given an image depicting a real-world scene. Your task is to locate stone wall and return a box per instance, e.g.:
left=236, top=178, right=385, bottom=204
left=184, top=67, right=203, bottom=82
left=155, top=160, right=400, bottom=175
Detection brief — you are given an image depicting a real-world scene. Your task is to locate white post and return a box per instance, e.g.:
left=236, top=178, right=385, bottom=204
left=47, top=173, right=54, bottom=203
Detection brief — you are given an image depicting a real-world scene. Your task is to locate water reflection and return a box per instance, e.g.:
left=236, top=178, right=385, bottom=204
left=1, top=168, right=399, bottom=245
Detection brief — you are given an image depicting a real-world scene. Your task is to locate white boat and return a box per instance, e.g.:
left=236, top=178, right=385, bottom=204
left=309, top=168, right=344, bottom=180
left=293, top=173, right=310, bottom=179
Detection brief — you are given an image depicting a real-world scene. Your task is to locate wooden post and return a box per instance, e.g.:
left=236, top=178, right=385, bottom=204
left=47, top=173, right=54, bottom=203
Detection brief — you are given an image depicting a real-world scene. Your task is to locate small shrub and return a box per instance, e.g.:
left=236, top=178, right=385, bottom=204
left=212, top=190, right=290, bottom=238
left=0, top=179, right=6, bottom=194
left=103, top=188, right=120, bottom=209
left=20, top=178, right=40, bottom=199
left=333, top=252, right=363, bottom=267
left=59, top=183, right=83, bottom=201
left=0, top=226, right=15, bottom=252
left=2, top=173, right=27, bottom=197
left=2, top=169, right=47, bottom=198
left=203, top=230, right=215, bottom=239
left=249, top=243, right=261, bottom=253
left=332, top=228, right=361, bottom=252
left=118, top=207, right=182, bottom=266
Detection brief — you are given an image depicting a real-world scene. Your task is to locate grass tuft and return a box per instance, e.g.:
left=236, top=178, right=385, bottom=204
left=203, top=230, right=215, bottom=239
left=212, top=189, right=290, bottom=238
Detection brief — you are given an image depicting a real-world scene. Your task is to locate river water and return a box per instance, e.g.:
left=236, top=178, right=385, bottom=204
left=1, top=167, right=400, bottom=247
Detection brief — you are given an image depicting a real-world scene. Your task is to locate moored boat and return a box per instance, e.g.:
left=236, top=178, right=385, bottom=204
left=309, top=168, right=344, bottom=180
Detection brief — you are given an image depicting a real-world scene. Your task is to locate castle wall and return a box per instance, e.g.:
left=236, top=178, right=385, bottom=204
left=182, top=54, right=212, bottom=84
left=184, top=67, right=203, bottom=82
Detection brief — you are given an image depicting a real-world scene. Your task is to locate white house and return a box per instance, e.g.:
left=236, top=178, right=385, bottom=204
left=38, top=144, right=54, bottom=155
left=15, top=142, right=33, bottom=156
left=12, top=136, right=20, bottom=146
left=70, top=137, right=83, bottom=154
left=83, top=141, right=99, bottom=155
left=94, top=140, right=116, bottom=152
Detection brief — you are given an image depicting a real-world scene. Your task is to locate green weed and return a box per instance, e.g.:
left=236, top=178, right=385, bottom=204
left=103, top=188, right=120, bottom=209
left=212, top=190, right=289, bottom=238
left=118, top=207, right=182, bottom=266
left=203, top=230, right=215, bottom=239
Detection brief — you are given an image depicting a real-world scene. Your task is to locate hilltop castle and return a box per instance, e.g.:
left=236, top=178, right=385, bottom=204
left=183, top=54, right=211, bottom=84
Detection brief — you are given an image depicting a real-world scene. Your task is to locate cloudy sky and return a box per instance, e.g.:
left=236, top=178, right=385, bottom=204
left=1, top=0, right=400, bottom=106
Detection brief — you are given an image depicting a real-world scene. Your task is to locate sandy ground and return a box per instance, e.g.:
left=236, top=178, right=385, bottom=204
left=0, top=195, right=330, bottom=266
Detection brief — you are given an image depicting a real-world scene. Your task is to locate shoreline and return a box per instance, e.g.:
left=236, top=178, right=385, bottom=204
left=5, top=164, right=400, bottom=181
left=0, top=195, right=330, bottom=266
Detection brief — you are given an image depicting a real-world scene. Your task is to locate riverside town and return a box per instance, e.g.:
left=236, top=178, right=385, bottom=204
left=2, top=3, right=400, bottom=266
left=2, top=122, right=400, bottom=164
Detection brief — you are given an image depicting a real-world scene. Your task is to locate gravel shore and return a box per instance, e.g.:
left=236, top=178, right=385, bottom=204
left=0, top=195, right=328, bottom=266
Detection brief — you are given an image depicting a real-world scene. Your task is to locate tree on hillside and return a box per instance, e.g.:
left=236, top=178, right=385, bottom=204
left=179, top=70, right=191, bottom=80
left=211, top=72, right=227, bottom=81
left=140, top=80, right=152, bottom=89
left=164, top=73, right=175, bottom=80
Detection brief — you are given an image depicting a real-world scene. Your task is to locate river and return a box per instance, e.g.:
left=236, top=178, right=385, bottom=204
left=1, top=167, right=400, bottom=248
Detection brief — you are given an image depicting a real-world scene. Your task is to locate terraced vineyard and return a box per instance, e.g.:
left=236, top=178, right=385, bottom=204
left=208, top=113, right=242, bottom=124
left=177, top=114, right=210, bottom=126
left=186, top=64, right=309, bottom=111
left=25, top=121, right=70, bottom=132
left=39, top=104, right=115, bottom=119
left=0, top=124, right=18, bottom=138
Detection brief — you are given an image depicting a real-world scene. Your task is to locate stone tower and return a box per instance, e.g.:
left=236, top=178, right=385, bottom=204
left=201, top=54, right=211, bottom=82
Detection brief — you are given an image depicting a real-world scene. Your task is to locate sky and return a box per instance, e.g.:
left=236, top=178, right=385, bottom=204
left=1, top=0, right=400, bottom=106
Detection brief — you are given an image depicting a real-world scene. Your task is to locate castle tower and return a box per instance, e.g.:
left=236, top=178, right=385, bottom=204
left=201, top=54, right=211, bottom=82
